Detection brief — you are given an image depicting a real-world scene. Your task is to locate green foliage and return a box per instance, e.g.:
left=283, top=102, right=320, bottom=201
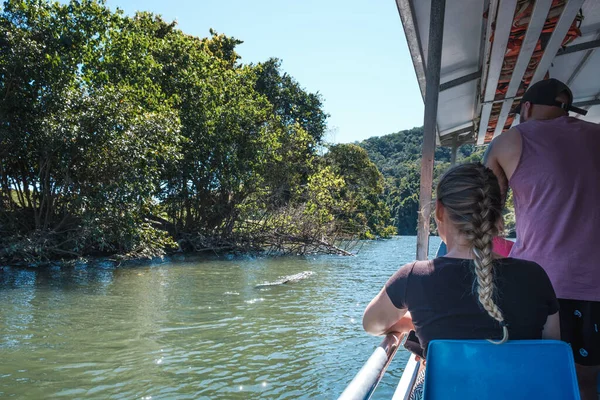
left=358, top=128, right=484, bottom=235
left=324, top=144, right=395, bottom=238
left=359, top=128, right=516, bottom=237
left=255, top=58, right=328, bottom=143
left=0, top=0, right=181, bottom=261
left=305, top=165, right=345, bottom=225
left=503, top=190, right=516, bottom=237
left=0, top=0, right=388, bottom=263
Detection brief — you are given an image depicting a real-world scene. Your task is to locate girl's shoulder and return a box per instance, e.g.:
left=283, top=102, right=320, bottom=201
left=498, top=257, right=541, bottom=268
left=390, top=260, right=434, bottom=281
left=496, top=257, right=548, bottom=277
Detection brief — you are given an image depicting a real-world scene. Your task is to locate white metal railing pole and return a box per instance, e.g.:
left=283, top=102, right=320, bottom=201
left=391, top=354, right=421, bottom=400
left=337, top=333, right=404, bottom=400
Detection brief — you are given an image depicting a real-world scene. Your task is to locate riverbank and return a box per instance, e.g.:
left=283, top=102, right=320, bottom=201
left=1, top=1, right=396, bottom=270
left=0, top=235, right=371, bottom=269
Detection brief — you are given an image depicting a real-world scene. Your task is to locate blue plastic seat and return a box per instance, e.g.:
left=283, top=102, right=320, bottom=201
left=423, top=340, right=580, bottom=400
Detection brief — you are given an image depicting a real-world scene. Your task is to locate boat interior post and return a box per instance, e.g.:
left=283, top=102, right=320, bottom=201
left=340, top=0, right=600, bottom=398
left=415, top=0, right=445, bottom=261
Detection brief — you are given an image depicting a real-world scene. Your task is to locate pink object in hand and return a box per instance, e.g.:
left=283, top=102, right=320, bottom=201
left=493, top=237, right=514, bottom=258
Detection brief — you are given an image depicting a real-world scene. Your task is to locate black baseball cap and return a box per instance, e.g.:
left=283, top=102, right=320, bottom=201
left=515, top=78, right=587, bottom=116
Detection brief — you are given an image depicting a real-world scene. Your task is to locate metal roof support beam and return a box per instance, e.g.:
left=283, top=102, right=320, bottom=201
left=566, top=49, right=594, bottom=86
left=566, top=34, right=600, bottom=86
left=439, top=122, right=473, bottom=137
left=556, top=38, right=600, bottom=56
left=479, top=0, right=499, bottom=100
left=493, top=0, right=553, bottom=139
left=476, top=0, right=518, bottom=145
left=477, top=103, right=493, bottom=145
left=440, top=128, right=473, bottom=148
left=396, top=0, right=426, bottom=100
left=440, top=123, right=477, bottom=144
left=530, top=0, right=586, bottom=85
left=573, top=90, right=600, bottom=118
left=416, top=0, right=445, bottom=261
left=450, top=136, right=459, bottom=166
left=439, top=71, right=481, bottom=92
left=441, top=136, right=475, bottom=147
left=573, top=99, right=600, bottom=108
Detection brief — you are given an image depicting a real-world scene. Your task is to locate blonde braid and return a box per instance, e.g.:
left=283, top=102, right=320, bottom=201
left=468, top=185, right=508, bottom=344
left=437, top=163, right=508, bottom=344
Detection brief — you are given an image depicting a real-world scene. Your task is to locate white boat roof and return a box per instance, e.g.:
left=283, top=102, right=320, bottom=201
left=395, top=0, right=600, bottom=146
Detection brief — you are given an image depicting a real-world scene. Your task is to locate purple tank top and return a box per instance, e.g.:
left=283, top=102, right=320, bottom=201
left=509, top=116, right=600, bottom=301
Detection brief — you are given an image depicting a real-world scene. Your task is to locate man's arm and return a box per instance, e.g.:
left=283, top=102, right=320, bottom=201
left=483, top=137, right=509, bottom=206
left=483, top=128, right=522, bottom=207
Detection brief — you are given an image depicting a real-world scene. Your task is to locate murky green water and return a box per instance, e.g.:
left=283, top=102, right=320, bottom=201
left=0, top=236, right=440, bottom=399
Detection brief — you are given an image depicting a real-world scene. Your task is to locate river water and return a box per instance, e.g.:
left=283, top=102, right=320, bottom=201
left=0, top=236, right=440, bottom=399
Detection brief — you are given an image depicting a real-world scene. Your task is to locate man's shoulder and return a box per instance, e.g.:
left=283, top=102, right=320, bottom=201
left=495, top=127, right=522, bottom=147
left=571, top=117, right=600, bottom=132
left=484, top=127, right=521, bottom=163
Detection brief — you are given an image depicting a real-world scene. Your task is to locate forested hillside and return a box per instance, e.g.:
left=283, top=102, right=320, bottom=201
left=358, top=127, right=488, bottom=235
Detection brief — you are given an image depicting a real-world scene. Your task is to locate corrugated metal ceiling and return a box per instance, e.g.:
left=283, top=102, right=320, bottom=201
left=396, top=0, right=600, bottom=147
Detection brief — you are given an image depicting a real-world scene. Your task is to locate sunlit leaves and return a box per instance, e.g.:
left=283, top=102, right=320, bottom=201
left=0, top=0, right=390, bottom=263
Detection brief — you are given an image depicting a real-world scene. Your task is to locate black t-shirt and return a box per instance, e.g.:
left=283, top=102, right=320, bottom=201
left=385, top=257, right=559, bottom=357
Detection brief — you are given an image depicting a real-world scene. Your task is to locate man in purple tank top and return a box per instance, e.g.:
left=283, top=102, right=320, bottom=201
left=484, top=78, right=600, bottom=399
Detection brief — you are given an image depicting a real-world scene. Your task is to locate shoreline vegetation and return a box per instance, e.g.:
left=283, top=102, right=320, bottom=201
left=1, top=0, right=395, bottom=266
left=0, top=1, right=514, bottom=267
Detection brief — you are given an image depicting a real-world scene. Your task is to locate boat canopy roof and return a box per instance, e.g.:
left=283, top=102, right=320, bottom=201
left=396, top=0, right=600, bottom=147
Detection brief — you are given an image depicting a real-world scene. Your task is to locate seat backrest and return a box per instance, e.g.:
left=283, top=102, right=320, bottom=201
left=423, top=340, right=580, bottom=400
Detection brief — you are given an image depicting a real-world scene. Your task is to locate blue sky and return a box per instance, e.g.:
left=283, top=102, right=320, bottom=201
left=103, top=0, right=424, bottom=143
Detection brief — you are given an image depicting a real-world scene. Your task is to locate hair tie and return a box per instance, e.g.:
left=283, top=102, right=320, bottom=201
left=500, top=321, right=509, bottom=328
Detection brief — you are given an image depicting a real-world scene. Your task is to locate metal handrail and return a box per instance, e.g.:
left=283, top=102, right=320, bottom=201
left=338, top=332, right=404, bottom=400
left=391, top=354, right=420, bottom=400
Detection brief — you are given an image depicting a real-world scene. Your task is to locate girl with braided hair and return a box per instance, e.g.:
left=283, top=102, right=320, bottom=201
left=363, top=162, right=560, bottom=357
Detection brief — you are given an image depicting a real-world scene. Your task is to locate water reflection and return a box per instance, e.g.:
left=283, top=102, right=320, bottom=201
left=0, top=237, right=440, bottom=399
